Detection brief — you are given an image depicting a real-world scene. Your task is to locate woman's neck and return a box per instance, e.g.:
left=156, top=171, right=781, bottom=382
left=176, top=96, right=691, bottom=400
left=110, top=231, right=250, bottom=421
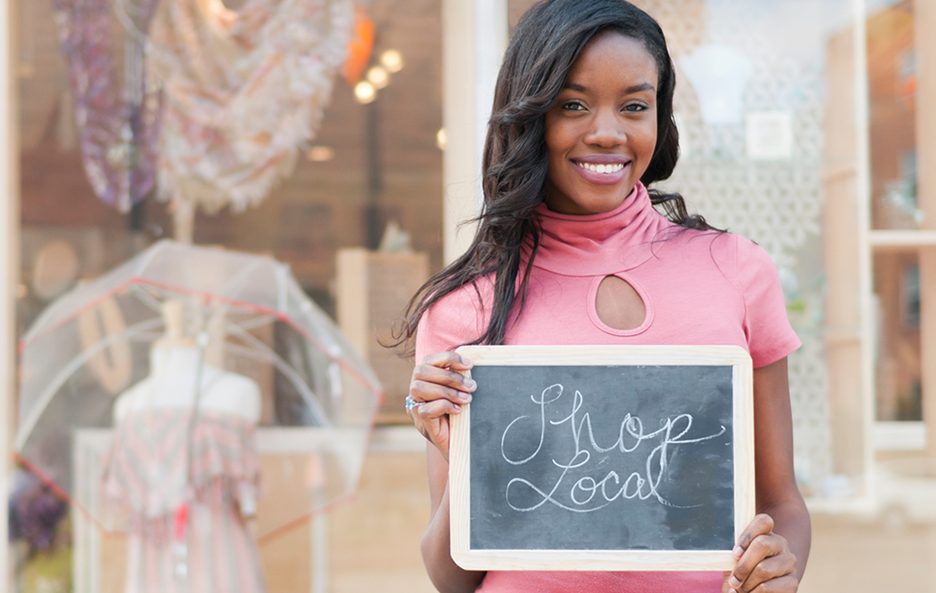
left=526, top=181, right=669, bottom=276
left=149, top=344, right=204, bottom=378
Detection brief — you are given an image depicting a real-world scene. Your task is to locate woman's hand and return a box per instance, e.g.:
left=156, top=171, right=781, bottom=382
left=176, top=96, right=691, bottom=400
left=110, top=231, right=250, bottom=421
left=407, top=351, right=476, bottom=461
left=726, top=514, right=799, bottom=593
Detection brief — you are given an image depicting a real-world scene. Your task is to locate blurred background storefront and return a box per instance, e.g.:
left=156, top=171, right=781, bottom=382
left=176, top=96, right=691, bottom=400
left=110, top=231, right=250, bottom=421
left=0, top=0, right=935, bottom=591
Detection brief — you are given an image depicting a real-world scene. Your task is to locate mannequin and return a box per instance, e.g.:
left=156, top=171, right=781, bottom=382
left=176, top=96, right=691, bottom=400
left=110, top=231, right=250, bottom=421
left=113, top=301, right=261, bottom=423
left=103, top=300, right=267, bottom=593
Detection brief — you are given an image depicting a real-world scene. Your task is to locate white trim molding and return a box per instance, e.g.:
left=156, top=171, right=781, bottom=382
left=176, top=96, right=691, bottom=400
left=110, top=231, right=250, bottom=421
left=1, top=0, right=18, bottom=587
left=442, top=0, right=507, bottom=264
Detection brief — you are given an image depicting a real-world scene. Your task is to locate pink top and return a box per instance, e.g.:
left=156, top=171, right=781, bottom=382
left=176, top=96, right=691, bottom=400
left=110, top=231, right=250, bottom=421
left=102, top=409, right=260, bottom=534
left=102, top=409, right=267, bottom=593
left=415, top=182, right=800, bottom=592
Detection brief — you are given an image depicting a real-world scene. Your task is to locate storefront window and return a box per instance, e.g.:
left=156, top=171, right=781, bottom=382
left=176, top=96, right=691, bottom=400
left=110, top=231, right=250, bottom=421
left=867, top=0, right=927, bottom=430
left=13, top=0, right=441, bottom=591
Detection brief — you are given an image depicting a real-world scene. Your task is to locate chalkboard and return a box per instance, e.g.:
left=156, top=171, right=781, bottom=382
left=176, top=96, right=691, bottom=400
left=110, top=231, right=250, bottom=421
left=449, top=345, right=754, bottom=572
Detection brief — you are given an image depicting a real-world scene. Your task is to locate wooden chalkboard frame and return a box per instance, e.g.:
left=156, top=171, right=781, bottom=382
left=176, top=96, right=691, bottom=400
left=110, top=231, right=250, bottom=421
left=449, top=344, right=754, bottom=572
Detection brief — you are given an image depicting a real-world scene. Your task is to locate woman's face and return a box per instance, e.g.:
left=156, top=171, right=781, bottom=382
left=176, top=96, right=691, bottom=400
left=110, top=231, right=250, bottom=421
left=544, top=31, right=659, bottom=215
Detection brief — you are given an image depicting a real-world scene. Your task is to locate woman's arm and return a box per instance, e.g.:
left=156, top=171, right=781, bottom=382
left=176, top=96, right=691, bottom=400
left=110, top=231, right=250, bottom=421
left=408, top=352, right=486, bottom=592
left=727, top=357, right=811, bottom=592
left=421, top=445, right=486, bottom=593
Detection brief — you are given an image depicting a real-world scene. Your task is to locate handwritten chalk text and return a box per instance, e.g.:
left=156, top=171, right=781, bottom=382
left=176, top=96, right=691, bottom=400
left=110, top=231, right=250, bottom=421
left=500, top=384, right=726, bottom=513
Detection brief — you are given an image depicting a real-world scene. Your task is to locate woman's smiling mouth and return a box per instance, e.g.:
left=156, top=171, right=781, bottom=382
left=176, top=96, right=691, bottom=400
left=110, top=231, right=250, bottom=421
left=575, top=161, right=626, bottom=174
left=571, top=158, right=631, bottom=185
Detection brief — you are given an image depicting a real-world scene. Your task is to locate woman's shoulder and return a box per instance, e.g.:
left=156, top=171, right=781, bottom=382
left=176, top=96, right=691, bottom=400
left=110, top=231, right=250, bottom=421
left=427, top=274, right=497, bottom=315
left=415, top=276, right=496, bottom=360
left=656, top=226, right=775, bottom=273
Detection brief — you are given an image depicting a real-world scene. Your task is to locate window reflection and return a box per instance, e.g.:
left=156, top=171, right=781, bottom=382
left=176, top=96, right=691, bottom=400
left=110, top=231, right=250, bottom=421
left=867, top=0, right=924, bottom=423
left=875, top=252, right=923, bottom=421
left=868, top=1, right=918, bottom=230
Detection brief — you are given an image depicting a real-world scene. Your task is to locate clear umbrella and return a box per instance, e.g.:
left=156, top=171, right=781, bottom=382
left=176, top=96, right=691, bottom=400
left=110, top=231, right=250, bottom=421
left=15, top=239, right=383, bottom=541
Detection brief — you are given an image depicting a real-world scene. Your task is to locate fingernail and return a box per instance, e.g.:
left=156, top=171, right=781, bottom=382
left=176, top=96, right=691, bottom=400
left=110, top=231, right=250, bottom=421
left=465, top=379, right=477, bottom=390
left=728, top=576, right=741, bottom=588
left=453, top=403, right=461, bottom=411
left=732, top=545, right=743, bottom=558
left=460, top=356, right=473, bottom=367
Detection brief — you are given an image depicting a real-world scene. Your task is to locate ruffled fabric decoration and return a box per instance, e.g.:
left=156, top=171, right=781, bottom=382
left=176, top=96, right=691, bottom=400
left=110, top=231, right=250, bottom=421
left=53, top=0, right=164, bottom=212
left=147, top=0, right=352, bottom=224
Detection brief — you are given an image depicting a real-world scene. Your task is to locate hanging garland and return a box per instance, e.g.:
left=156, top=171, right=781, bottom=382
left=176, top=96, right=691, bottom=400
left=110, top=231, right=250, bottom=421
left=52, top=0, right=163, bottom=212
left=147, top=0, right=352, bottom=216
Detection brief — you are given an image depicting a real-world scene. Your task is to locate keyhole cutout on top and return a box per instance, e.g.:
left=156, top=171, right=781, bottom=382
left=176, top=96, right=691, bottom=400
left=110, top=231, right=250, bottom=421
left=595, top=275, right=646, bottom=331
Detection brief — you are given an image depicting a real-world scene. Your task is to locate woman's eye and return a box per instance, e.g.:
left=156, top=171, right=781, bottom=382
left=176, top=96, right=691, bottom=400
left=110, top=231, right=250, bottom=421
left=562, top=101, right=586, bottom=111
left=623, top=103, right=649, bottom=113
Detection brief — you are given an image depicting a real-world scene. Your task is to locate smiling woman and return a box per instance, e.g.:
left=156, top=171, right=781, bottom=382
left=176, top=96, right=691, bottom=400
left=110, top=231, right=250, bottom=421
left=544, top=33, right=659, bottom=215
left=394, top=1, right=811, bottom=592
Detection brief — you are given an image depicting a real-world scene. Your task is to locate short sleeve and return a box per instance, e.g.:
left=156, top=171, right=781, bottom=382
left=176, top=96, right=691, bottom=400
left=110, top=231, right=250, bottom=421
left=414, top=279, right=493, bottom=363
left=736, top=237, right=801, bottom=368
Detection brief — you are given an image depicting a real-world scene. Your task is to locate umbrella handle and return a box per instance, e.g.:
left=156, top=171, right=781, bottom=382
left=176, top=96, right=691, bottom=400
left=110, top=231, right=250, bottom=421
left=173, top=501, right=189, bottom=542
left=175, top=331, right=207, bottom=583
left=173, top=501, right=190, bottom=580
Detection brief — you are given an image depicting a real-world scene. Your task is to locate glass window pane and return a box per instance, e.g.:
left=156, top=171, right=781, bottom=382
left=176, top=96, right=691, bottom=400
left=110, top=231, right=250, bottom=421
left=868, top=1, right=919, bottom=230
left=874, top=251, right=923, bottom=421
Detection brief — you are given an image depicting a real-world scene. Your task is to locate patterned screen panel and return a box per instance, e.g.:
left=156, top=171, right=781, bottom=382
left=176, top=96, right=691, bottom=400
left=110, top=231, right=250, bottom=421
left=636, top=0, right=850, bottom=495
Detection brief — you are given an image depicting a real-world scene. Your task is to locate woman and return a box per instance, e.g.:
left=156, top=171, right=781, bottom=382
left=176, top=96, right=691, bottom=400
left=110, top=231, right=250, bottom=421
left=399, top=1, right=810, bottom=591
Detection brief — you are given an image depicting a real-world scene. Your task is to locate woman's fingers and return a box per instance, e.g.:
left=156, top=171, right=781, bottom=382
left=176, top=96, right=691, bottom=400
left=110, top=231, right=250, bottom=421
left=727, top=575, right=800, bottom=593
left=409, top=396, right=464, bottom=460
left=728, top=548, right=797, bottom=592
left=406, top=351, right=477, bottom=460
left=409, top=395, right=464, bottom=425
left=733, top=514, right=774, bottom=558
left=414, top=398, right=463, bottom=430
left=410, top=371, right=474, bottom=404
left=410, top=353, right=476, bottom=406
left=421, top=350, right=474, bottom=372
left=727, top=514, right=797, bottom=593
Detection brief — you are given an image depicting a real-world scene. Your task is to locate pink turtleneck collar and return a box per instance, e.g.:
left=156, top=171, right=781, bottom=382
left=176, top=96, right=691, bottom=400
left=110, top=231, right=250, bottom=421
left=524, top=182, right=674, bottom=277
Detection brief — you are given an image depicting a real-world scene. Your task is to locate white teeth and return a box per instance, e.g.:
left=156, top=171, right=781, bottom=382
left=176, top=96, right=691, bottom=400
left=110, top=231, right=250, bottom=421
left=578, top=162, right=625, bottom=174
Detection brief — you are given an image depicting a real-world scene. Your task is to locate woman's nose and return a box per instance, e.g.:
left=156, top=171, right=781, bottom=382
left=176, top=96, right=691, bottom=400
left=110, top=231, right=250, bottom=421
left=583, top=110, right=625, bottom=147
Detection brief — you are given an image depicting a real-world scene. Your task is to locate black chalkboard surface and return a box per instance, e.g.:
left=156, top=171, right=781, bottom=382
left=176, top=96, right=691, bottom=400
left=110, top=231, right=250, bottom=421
left=449, top=345, right=754, bottom=572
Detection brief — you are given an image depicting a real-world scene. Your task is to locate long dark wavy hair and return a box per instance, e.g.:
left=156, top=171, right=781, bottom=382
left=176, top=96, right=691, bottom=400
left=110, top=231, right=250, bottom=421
left=394, top=0, right=719, bottom=356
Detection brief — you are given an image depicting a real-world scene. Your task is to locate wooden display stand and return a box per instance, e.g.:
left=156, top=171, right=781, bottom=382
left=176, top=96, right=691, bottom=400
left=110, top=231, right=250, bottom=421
left=337, top=248, right=429, bottom=424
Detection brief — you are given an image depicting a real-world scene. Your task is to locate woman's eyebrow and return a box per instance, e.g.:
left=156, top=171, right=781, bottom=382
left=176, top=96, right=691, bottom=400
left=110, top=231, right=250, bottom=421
left=624, top=82, right=656, bottom=94
left=561, top=81, right=657, bottom=94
